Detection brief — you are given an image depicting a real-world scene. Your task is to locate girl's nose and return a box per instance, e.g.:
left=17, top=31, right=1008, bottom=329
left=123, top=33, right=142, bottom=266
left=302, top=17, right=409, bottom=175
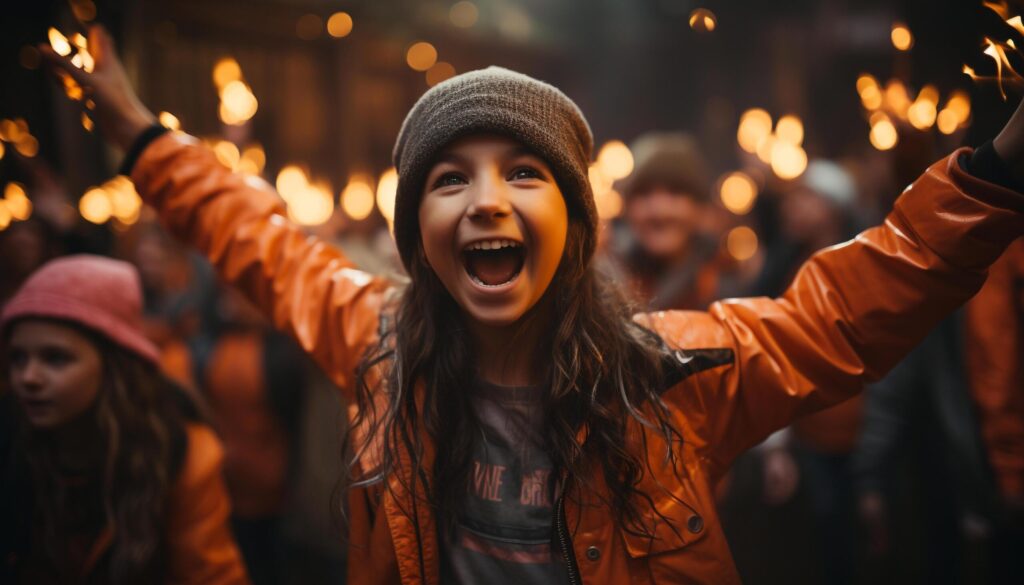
left=466, top=178, right=513, bottom=221
left=15, top=360, right=45, bottom=391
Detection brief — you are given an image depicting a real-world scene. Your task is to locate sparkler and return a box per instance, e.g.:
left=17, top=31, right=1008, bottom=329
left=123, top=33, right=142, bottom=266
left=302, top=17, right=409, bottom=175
left=969, top=1, right=1024, bottom=100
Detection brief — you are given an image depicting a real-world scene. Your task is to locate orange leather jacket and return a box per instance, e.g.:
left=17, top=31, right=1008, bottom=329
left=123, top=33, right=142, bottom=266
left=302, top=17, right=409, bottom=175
left=966, top=237, right=1024, bottom=502
left=131, top=132, right=1023, bottom=585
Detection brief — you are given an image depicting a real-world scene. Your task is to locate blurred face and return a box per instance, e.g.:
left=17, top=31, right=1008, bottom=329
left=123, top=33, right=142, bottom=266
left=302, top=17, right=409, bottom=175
left=419, top=134, right=568, bottom=327
left=780, top=187, right=836, bottom=244
left=625, top=185, right=704, bottom=261
left=7, top=320, right=103, bottom=429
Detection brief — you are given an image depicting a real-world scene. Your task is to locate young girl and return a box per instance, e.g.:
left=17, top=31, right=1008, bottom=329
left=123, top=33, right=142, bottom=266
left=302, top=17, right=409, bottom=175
left=42, top=27, right=1024, bottom=584
left=0, top=255, right=249, bottom=584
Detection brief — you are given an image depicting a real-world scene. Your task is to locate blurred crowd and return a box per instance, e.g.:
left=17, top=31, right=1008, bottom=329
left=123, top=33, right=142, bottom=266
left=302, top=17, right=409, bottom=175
left=2, top=1, right=1024, bottom=582
left=2, top=110, right=1022, bottom=584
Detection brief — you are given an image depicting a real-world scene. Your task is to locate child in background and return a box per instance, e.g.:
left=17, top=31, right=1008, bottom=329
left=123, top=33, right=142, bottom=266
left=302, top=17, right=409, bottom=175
left=40, top=27, right=1024, bottom=585
left=0, top=255, right=249, bottom=584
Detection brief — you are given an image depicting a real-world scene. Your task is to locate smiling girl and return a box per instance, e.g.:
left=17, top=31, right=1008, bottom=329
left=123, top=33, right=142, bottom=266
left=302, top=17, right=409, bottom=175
left=0, top=255, right=249, bottom=584
left=40, top=27, right=1024, bottom=584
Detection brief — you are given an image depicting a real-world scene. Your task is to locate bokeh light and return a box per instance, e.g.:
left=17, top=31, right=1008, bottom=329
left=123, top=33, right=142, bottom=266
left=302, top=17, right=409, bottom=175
left=775, top=115, right=804, bottom=145
left=327, top=12, right=354, bottom=38
left=727, top=226, right=759, bottom=261
left=213, top=57, right=242, bottom=89
left=689, top=8, right=717, bottom=33
left=342, top=177, right=375, bottom=220
left=426, top=62, right=456, bottom=87
left=869, top=115, right=898, bottom=150
left=406, top=42, right=438, bottom=72
left=770, top=142, right=808, bottom=180
left=737, top=108, right=773, bottom=153
left=376, top=168, right=398, bottom=223
left=891, top=23, right=913, bottom=51
left=450, top=1, right=479, bottom=28
left=720, top=172, right=758, bottom=215
left=159, top=111, right=181, bottom=131
left=80, top=187, right=112, bottom=224
left=4, top=183, right=32, bottom=220
left=596, top=140, right=634, bottom=180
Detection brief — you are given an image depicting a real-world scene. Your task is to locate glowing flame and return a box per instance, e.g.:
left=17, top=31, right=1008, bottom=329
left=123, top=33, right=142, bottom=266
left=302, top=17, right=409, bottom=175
left=719, top=172, right=758, bottom=215
left=596, top=140, right=634, bottom=180
left=0, top=201, right=10, bottom=231
left=341, top=176, right=375, bottom=221
left=48, top=28, right=72, bottom=56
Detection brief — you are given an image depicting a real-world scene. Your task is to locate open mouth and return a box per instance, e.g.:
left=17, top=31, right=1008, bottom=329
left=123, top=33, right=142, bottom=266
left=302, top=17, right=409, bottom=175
left=462, top=239, right=525, bottom=287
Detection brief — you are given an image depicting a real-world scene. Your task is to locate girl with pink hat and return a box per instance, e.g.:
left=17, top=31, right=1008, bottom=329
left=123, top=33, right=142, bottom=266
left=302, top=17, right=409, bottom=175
left=0, top=254, right=249, bottom=584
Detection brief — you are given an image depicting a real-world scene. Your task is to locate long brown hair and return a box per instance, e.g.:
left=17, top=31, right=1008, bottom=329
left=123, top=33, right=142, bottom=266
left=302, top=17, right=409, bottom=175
left=17, top=325, right=200, bottom=584
left=345, top=213, right=685, bottom=544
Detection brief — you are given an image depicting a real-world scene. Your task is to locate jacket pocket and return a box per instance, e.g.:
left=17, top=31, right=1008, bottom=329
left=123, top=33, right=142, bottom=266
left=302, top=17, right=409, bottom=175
left=618, top=450, right=711, bottom=557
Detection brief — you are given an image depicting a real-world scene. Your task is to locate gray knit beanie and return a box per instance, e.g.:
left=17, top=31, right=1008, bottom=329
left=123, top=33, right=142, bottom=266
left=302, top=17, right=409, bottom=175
left=621, top=132, right=711, bottom=202
left=392, top=66, right=597, bottom=273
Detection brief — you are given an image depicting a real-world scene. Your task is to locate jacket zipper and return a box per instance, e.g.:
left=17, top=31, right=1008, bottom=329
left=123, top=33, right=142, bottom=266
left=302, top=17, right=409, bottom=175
left=555, top=495, right=581, bottom=585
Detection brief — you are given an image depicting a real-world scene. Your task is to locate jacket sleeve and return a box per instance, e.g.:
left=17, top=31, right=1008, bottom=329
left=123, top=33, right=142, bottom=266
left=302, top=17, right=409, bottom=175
left=166, top=424, right=250, bottom=585
left=643, top=150, right=1024, bottom=481
left=965, top=237, right=1024, bottom=501
left=130, top=132, right=390, bottom=393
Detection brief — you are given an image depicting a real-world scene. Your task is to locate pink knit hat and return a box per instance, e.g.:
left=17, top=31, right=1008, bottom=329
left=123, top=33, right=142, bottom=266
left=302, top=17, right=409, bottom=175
left=1, top=254, right=160, bottom=365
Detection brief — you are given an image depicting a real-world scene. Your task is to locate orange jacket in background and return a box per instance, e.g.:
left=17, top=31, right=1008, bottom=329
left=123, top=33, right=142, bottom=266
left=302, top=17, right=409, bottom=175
left=966, top=237, right=1024, bottom=502
left=67, top=424, right=249, bottom=584
left=132, top=132, right=1023, bottom=585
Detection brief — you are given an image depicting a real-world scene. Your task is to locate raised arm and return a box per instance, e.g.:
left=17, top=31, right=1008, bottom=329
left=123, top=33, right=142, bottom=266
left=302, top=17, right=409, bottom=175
left=40, top=27, right=389, bottom=393
left=643, top=147, right=1024, bottom=481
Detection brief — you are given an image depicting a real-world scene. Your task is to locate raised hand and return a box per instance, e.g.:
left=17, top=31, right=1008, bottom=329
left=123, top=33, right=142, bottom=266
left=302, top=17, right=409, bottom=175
left=39, top=25, right=157, bottom=151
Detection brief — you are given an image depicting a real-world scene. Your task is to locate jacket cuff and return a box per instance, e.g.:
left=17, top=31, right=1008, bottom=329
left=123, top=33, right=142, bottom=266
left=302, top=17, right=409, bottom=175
left=118, top=124, right=170, bottom=176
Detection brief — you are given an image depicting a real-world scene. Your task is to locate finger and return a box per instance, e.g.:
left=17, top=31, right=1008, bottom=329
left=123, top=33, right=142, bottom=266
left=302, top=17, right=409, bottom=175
left=89, top=24, right=118, bottom=68
left=38, top=44, right=90, bottom=85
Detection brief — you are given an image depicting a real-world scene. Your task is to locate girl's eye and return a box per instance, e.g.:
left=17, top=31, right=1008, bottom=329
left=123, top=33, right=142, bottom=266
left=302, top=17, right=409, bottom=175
left=433, top=173, right=466, bottom=189
left=40, top=349, right=73, bottom=367
left=7, top=349, right=28, bottom=369
left=509, top=166, right=541, bottom=181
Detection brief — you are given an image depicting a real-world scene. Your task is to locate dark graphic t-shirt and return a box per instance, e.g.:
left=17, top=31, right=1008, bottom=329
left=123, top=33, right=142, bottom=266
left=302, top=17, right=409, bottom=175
left=440, top=380, right=570, bottom=584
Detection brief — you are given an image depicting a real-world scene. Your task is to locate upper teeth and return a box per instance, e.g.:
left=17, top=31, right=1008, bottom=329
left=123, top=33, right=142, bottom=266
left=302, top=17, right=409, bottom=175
left=466, top=239, right=521, bottom=251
